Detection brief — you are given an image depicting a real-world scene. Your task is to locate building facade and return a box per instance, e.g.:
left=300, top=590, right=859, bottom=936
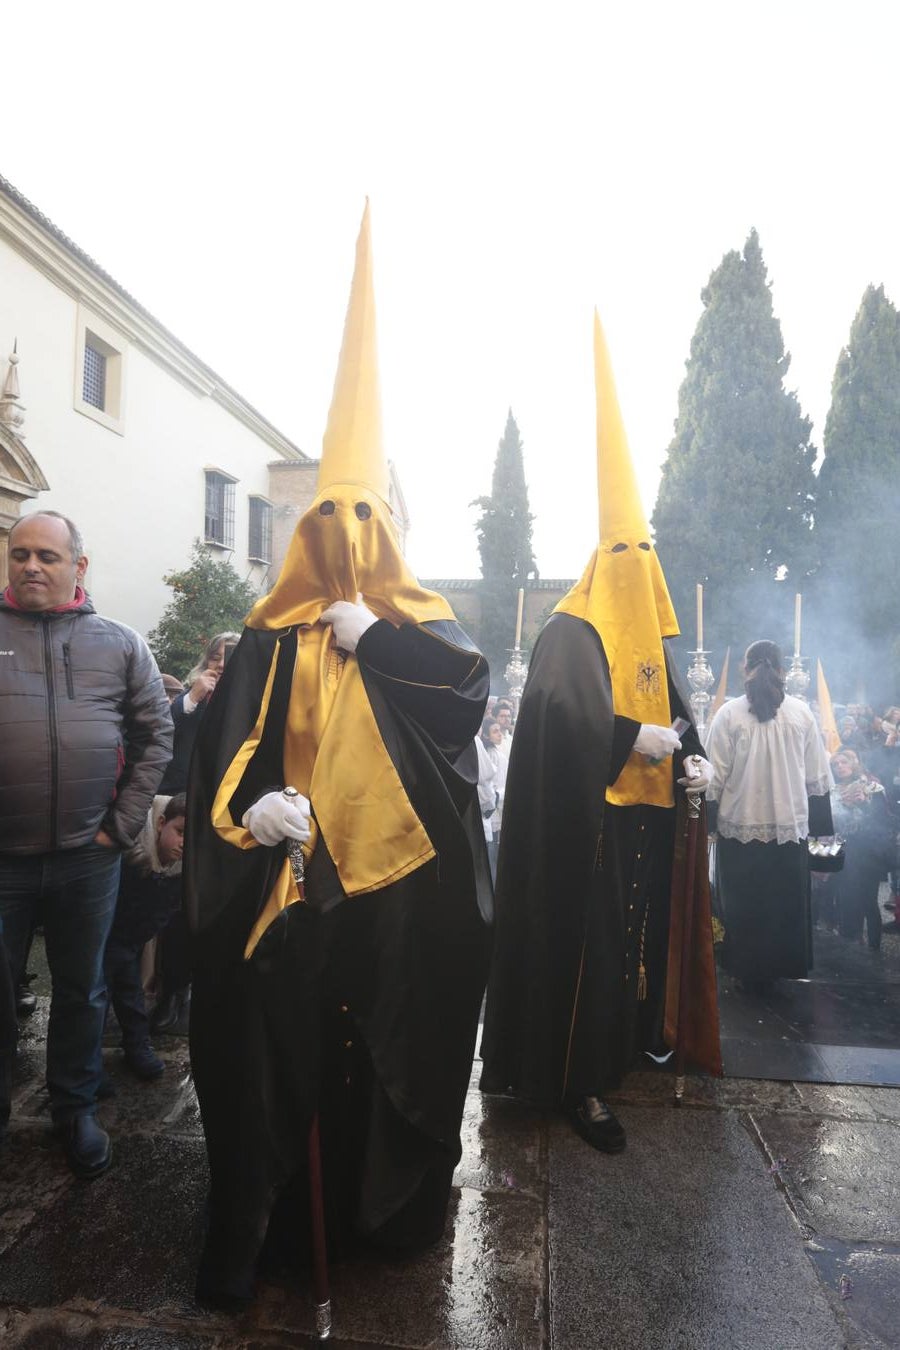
left=0, top=174, right=310, bottom=636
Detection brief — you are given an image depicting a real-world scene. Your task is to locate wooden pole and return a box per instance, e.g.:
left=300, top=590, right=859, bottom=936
left=282, top=788, right=332, bottom=1340
left=674, top=779, right=703, bottom=1105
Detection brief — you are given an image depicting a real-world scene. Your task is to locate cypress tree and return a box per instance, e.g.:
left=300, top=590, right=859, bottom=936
left=472, top=410, right=538, bottom=687
left=652, top=231, right=817, bottom=661
left=813, top=284, right=900, bottom=696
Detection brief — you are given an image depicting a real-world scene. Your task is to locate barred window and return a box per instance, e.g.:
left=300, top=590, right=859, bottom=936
left=248, top=496, right=273, bottom=563
left=83, top=343, right=107, bottom=410
left=204, top=471, right=235, bottom=548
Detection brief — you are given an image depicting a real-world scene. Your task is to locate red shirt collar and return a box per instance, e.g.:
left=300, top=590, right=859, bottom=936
left=3, top=584, right=87, bottom=613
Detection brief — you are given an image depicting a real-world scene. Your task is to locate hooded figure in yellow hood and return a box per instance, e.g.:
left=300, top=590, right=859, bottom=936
left=481, top=311, right=721, bottom=1153
left=185, top=204, right=492, bottom=1305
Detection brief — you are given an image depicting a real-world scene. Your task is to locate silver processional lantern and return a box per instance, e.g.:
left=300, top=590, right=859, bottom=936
left=687, top=583, right=715, bottom=742
left=784, top=591, right=810, bottom=701
left=503, top=587, right=529, bottom=716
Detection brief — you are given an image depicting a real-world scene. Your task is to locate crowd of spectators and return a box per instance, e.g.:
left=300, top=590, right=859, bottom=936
left=813, top=702, right=900, bottom=951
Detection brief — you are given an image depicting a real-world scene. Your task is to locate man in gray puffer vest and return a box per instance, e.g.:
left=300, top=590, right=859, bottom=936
left=0, top=511, right=172, bottom=1176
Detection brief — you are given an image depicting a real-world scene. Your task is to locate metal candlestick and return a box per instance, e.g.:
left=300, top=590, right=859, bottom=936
left=686, top=648, right=715, bottom=743
left=504, top=647, right=528, bottom=717
left=784, top=653, right=810, bottom=702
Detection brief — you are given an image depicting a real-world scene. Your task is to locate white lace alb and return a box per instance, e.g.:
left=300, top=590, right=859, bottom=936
left=706, top=695, right=833, bottom=845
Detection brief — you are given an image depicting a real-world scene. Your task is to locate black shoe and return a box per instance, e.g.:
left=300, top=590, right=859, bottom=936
left=567, top=1098, right=627, bottom=1154
left=16, top=980, right=37, bottom=1017
left=124, top=1043, right=164, bottom=1080
left=151, top=988, right=190, bottom=1037
left=59, top=1113, right=111, bottom=1178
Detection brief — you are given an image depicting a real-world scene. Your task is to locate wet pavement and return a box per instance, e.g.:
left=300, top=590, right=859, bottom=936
left=717, top=890, right=900, bottom=1087
left=2, top=962, right=900, bottom=1347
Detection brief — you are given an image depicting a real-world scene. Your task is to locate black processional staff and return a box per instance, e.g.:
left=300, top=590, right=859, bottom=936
left=673, top=757, right=704, bottom=1107
left=283, top=786, right=332, bottom=1341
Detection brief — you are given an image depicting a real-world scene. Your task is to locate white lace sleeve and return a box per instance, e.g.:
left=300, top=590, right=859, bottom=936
left=704, top=705, right=730, bottom=804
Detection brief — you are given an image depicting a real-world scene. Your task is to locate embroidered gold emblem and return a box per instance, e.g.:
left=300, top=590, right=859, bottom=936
left=636, top=660, right=661, bottom=696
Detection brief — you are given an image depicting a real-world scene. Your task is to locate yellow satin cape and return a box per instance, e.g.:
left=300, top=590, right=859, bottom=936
left=213, top=487, right=455, bottom=957
left=555, top=545, right=679, bottom=807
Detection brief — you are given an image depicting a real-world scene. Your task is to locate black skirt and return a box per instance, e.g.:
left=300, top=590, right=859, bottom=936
left=717, top=837, right=811, bottom=981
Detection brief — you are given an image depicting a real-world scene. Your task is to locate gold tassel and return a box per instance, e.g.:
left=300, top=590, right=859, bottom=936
left=636, top=900, right=650, bottom=1001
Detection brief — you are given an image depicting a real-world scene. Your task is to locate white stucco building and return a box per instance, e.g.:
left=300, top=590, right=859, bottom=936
left=0, top=173, right=310, bottom=636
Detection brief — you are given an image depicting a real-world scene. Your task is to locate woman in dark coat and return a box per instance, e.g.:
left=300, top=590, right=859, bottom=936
left=830, top=748, right=895, bottom=951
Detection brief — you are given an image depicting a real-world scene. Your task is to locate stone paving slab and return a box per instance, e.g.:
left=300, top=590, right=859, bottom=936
left=1, top=1083, right=545, bottom=1350
left=751, top=1114, right=900, bottom=1245
left=5, top=1318, right=222, bottom=1349
left=0, top=1133, right=209, bottom=1316
left=0, top=1122, right=76, bottom=1258
left=247, top=1185, right=545, bottom=1349
left=454, top=1089, right=544, bottom=1196
left=804, top=1238, right=900, bottom=1350
left=101, top=1044, right=202, bottom=1138
left=609, top=1069, right=804, bottom=1114
left=547, top=1105, right=847, bottom=1350
left=792, top=1082, right=900, bottom=1123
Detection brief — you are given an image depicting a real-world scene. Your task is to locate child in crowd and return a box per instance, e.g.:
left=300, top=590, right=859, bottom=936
left=104, top=795, right=186, bottom=1079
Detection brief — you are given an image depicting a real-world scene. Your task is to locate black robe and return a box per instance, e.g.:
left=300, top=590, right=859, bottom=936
left=480, top=612, right=721, bottom=1107
left=709, top=780, right=834, bottom=981
left=184, top=617, right=492, bottom=1301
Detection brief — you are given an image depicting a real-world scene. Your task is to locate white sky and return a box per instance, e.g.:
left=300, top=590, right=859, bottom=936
left=3, top=1, right=898, bottom=578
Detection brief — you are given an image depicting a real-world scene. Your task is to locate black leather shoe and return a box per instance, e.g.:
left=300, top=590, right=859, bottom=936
left=567, top=1098, right=627, bottom=1154
left=124, top=1043, right=165, bottom=1080
left=60, top=1114, right=111, bottom=1178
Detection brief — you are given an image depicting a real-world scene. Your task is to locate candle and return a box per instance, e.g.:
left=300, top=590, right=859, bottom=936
left=696, top=583, right=703, bottom=650
left=514, top=587, right=525, bottom=649
left=794, top=593, right=802, bottom=656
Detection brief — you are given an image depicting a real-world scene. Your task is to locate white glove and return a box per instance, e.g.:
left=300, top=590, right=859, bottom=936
left=677, top=755, right=713, bottom=793
left=634, top=724, right=682, bottom=760
left=320, top=596, right=378, bottom=653
left=242, top=790, right=311, bottom=846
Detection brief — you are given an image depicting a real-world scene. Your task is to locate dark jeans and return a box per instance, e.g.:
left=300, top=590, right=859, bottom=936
left=104, top=934, right=151, bottom=1051
left=0, top=842, right=121, bottom=1122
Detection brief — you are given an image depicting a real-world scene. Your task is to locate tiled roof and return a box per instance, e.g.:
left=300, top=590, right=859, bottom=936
left=0, top=173, right=309, bottom=461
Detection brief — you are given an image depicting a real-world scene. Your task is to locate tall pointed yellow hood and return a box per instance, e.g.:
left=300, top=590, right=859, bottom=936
left=555, top=310, right=680, bottom=807
left=317, top=198, right=389, bottom=503
left=248, top=202, right=452, bottom=631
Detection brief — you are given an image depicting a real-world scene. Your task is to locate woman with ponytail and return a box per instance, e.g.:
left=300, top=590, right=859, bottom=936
left=705, top=640, right=834, bottom=990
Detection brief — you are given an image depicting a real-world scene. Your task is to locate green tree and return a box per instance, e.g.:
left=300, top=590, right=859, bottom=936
left=148, top=540, right=259, bottom=678
left=812, top=284, right=900, bottom=697
left=472, top=410, right=538, bottom=686
left=652, top=230, right=817, bottom=664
